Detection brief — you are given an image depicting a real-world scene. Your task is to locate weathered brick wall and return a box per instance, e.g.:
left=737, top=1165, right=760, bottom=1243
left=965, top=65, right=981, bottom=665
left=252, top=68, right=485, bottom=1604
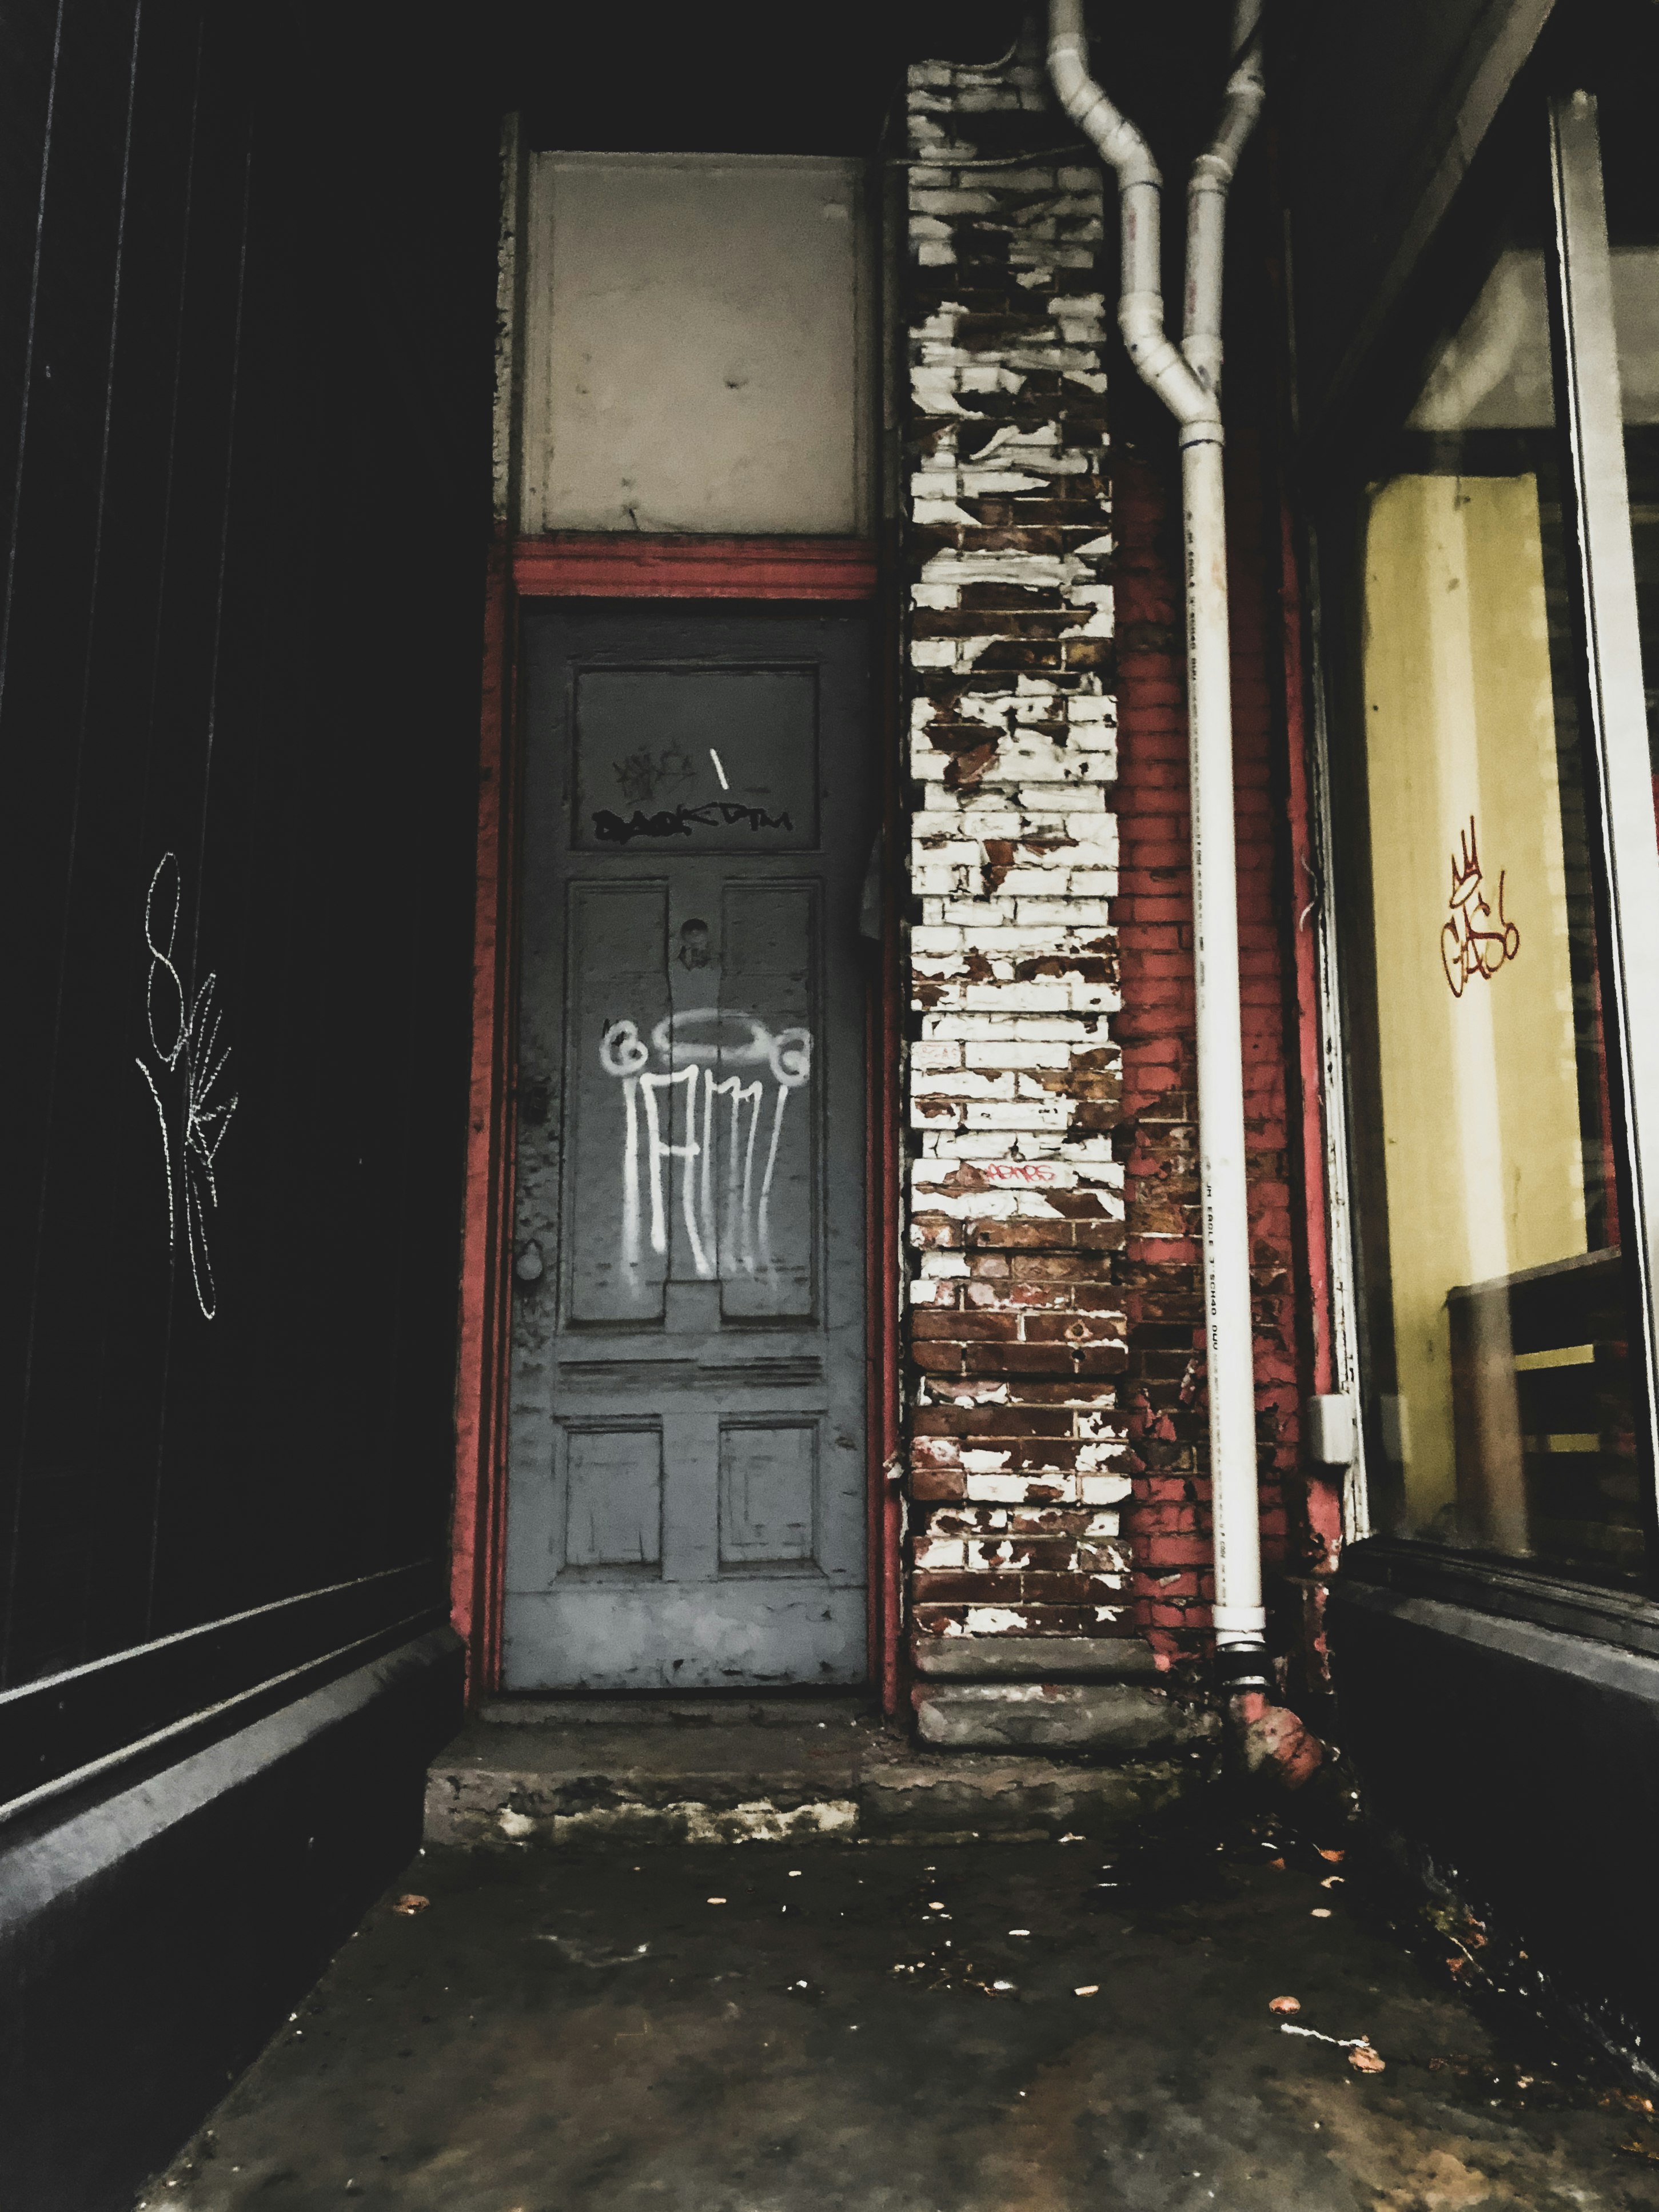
left=1112, top=428, right=1297, bottom=1658
left=904, top=51, right=1135, bottom=1656
left=902, top=50, right=1304, bottom=1674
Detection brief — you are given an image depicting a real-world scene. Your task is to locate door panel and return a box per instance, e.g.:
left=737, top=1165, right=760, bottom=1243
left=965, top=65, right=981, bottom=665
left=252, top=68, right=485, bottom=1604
left=505, top=610, right=871, bottom=1688
left=567, top=880, right=670, bottom=1324
left=563, top=1425, right=664, bottom=1571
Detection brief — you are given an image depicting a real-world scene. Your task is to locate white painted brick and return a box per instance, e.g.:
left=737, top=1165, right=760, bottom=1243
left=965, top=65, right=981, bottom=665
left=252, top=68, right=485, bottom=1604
left=914, top=1536, right=967, bottom=1569
left=1015, top=899, right=1111, bottom=926
left=1080, top=1474, right=1134, bottom=1505
left=966, top=1474, right=1062, bottom=1505
left=922, top=1010, right=1092, bottom=1038
left=910, top=926, right=964, bottom=956
left=963, top=1607, right=1032, bottom=1634
left=911, top=1069, right=1018, bottom=1099
left=960, top=1101, right=1074, bottom=1130
left=961, top=1039, right=1072, bottom=1070
left=912, top=189, right=1001, bottom=216
left=902, top=58, right=1139, bottom=1646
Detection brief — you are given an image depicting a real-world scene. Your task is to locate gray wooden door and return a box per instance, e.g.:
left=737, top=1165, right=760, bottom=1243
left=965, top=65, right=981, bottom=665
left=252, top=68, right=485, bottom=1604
left=505, top=610, right=871, bottom=1688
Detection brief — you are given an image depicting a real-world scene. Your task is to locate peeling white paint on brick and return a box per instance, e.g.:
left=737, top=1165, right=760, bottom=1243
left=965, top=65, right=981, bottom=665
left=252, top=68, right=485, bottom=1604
left=903, top=49, right=1135, bottom=1658
left=962, top=1608, right=1032, bottom=1636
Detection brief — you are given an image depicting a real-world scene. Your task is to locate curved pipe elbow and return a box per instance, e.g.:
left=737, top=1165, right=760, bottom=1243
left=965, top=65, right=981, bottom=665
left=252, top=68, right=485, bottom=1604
left=1048, top=33, right=1162, bottom=190
left=1048, top=0, right=1233, bottom=437
left=1195, top=65, right=1266, bottom=186
left=1119, top=300, right=1216, bottom=429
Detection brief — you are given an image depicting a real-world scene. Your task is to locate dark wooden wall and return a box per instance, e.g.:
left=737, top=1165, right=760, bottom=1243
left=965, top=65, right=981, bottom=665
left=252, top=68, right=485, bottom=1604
left=0, top=0, right=498, bottom=1764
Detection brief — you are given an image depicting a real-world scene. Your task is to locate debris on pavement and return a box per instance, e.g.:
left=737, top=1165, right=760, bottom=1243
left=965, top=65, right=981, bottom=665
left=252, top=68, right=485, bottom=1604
left=1279, top=2021, right=1386, bottom=2072
left=148, top=1825, right=1659, bottom=2212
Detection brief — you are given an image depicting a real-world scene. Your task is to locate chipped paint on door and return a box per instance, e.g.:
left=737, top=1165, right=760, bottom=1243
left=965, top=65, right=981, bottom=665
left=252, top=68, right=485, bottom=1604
left=504, top=611, right=871, bottom=1688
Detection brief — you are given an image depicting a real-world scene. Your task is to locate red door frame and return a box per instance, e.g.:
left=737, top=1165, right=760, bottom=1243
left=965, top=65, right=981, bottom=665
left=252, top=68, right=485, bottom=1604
left=449, top=533, right=904, bottom=1708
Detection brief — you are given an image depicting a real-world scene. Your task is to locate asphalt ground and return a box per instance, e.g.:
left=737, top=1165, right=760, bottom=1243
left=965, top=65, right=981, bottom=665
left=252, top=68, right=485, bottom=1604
left=151, top=1812, right=1659, bottom=2211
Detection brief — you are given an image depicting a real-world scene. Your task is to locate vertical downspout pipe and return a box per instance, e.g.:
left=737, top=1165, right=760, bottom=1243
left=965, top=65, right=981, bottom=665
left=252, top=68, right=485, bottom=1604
left=1049, top=0, right=1270, bottom=1692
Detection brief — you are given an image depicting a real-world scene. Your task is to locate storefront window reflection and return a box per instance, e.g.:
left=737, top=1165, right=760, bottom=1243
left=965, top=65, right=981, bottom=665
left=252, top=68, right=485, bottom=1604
left=1357, top=194, right=1648, bottom=1580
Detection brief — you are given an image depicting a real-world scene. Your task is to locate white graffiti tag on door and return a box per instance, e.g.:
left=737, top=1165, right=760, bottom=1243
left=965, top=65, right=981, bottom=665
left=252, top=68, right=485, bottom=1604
left=599, top=1010, right=811, bottom=1294
left=134, top=852, right=240, bottom=1320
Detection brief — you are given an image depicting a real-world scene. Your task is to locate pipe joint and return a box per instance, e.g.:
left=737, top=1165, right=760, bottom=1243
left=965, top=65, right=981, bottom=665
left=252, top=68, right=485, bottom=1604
left=1214, top=1608, right=1270, bottom=1694
left=1176, top=415, right=1225, bottom=452
left=1213, top=1603, right=1269, bottom=1640
left=1183, top=345, right=1225, bottom=407
left=1119, top=302, right=1213, bottom=427
left=1190, top=152, right=1238, bottom=193
left=1216, top=1642, right=1272, bottom=1696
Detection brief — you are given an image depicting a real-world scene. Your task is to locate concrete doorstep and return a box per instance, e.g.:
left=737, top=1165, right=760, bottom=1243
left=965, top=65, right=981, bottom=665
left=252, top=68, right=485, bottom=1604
left=425, top=1680, right=1219, bottom=1850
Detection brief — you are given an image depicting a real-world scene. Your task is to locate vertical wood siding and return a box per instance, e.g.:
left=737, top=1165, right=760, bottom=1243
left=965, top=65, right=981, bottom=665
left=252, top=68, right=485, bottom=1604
left=0, top=0, right=498, bottom=1697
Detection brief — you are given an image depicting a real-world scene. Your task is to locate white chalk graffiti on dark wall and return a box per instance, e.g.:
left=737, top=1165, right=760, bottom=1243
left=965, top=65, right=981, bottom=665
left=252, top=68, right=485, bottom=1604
left=599, top=1009, right=811, bottom=1294
left=134, top=852, right=239, bottom=1320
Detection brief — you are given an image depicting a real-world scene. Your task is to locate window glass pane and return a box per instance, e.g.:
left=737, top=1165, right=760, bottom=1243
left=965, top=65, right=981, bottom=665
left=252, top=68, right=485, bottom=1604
left=1356, top=201, right=1647, bottom=1581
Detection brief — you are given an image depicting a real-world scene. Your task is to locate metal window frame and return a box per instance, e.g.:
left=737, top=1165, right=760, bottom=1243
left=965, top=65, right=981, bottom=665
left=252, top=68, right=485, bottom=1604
left=1315, top=86, right=1659, bottom=1561
left=1303, top=523, right=1371, bottom=1543
left=1549, top=89, right=1659, bottom=1555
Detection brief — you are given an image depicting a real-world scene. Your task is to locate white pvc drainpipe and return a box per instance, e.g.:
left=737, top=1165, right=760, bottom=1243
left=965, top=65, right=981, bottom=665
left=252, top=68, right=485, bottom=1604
left=1048, top=0, right=1270, bottom=1689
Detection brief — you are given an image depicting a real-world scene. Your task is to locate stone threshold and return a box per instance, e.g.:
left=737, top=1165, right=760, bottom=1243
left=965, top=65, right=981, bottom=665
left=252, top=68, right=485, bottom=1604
left=425, top=1683, right=1217, bottom=1849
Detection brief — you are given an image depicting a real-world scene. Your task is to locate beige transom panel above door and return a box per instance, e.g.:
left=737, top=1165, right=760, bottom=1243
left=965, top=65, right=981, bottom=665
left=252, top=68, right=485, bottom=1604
left=520, top=153, right=871, bottom=537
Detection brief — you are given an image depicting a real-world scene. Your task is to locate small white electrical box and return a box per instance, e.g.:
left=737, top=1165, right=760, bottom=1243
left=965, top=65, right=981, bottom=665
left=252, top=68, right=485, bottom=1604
left=1306, top=1393, right=1358, bottom=1467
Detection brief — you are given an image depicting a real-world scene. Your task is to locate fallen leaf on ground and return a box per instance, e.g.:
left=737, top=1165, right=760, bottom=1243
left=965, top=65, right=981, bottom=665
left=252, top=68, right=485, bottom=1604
left=1319, top=1875, right=1344, bottom=1889
left=706, top=1898, right=727, bottom=1905
left=1310, top=1908, right=1333, bottom=1919
left=1317, top=1848, right=1345, bottom=1863
left=1269, top=1996, right=1301, bottom=2015
left=1349, top=2042, right=1386, bottom=2074
left=391, top=1895, right=429, bottom=1916
left=1619, top=2138, right=1659, bottom=2164
left=1074, top=1984, right=1100, bottom=1997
